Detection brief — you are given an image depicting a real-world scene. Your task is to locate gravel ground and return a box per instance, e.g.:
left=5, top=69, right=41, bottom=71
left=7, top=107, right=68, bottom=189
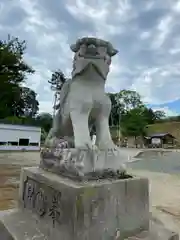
left=0, top=152, right=40, bottom=166
left=129, top=169, right=180, bottom=235
left=0, top=152, right=40, bottom=210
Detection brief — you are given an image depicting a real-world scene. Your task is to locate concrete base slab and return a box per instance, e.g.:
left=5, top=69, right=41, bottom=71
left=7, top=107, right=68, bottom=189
left=125, top=219, right=179, bottom=239
left=0, top=209, right=178, bottom=240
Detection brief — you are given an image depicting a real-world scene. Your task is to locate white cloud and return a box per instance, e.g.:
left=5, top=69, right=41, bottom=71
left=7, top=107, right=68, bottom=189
left=169, top=48, right=180, bottom=55
left=131, top=64, right=180, bottom=104
left=151, top=15, right=173, bottom=49
left=65, top=0, right=135, bottom=38
left=1, top=0, right=180, bottom=114
left=169, top=36, right=180, bottom=55
left=140, top=31, right=151, bottom=40
left=172, top=0, right=180, bottom=12
left=39, top=100, right=54, bottom=114
left=65, top=0, right=109, bottom=21
left=0, top=0, right=71, bottom=112
left=115, top=0, right=134, bottom=21
left=131, top=72, right=155, bottom=104
left=145, top=1, right=155, bottom=11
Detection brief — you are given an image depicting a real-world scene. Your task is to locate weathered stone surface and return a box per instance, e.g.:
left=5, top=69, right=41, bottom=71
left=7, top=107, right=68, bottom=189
left=40, top=147, right=127, bottom=180
left=17, top=167, right=149, bottom=239
left=0, top=209, right=62, bottom=240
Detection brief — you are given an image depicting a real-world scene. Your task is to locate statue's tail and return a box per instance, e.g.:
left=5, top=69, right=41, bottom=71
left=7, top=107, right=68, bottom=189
left=44, top=80, right=72, bottom=147
left=59, top=80, right=71, bottom=108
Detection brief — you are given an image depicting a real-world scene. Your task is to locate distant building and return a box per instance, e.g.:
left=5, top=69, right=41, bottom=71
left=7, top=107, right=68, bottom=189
left=0, top=123, right=41, bottom=151
left=145, top=133, right=176, bottom=148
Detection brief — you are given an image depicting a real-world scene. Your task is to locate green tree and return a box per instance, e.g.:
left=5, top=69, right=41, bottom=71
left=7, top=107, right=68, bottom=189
left=19, top=87, right=39, bottom=117
left=2, top=116, right=23, bottom=125
left=108, top=93, right=121, bottom=126
left=142, top=108, right=166, bottom=124
left=166, top=115, right=180, bottom=122
left=108, top=90, right=145, bottom=126
left=117, top=90, right=144, bottom=111
left=48, top=69, right=67, bottom=91
left=121, top=107, right=148, bottom=137
left=154, top=110, right=166, bottom=120
left=109, top=90, right=166, bottom=127
left=35, top=113, right=53, bottom=133
left=0, top=35, right=34, bottom=118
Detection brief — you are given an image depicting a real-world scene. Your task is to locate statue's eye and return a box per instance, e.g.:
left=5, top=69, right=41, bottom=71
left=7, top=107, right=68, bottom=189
left=81, top=44, right=87, bottom=49
left=98, top=46, right=107, bottom=56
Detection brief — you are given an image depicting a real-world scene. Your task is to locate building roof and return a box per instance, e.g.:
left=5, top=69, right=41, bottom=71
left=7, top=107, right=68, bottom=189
left=148, top=133, right=175, bottom=138
left=0, top=123, right=41, bottom=132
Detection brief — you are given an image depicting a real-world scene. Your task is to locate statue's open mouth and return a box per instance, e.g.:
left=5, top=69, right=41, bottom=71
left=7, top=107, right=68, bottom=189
left=78, top=53, right=106, bottom=61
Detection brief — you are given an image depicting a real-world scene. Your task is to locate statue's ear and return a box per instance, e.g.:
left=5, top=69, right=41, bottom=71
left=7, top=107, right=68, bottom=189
left=110, top=49, right=118, bottom=57
left=70, top=44, right=78, bottom=52
left=107, top=42, right=118, bottom=56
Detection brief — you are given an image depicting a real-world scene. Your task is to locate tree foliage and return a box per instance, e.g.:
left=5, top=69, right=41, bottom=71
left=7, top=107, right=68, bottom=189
left=117, top=90, right=144, bottom=111
left=153, top=110, right=166, bottom=120
left=48, top=69, right=67, bottom=91
left=19, top=87, right=39, bottom=117
left=35, top=113, right=53, bottom=133
left=121, top=107, right=150, bottom=137
left=109, top=89, right=144, bottom=126
left=109, top=90, right=166, bottom=137
left=0, top=35, right=38, bottom=118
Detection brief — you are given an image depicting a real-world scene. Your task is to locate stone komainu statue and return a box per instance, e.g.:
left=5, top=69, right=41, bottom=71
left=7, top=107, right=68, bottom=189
left=45, top=37, right=118, bottom=150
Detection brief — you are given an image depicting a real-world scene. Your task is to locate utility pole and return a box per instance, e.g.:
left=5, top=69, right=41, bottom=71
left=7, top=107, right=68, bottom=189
left=118, top=109, right=121, bottom=143
left=53, top=91, right=57, bottom=118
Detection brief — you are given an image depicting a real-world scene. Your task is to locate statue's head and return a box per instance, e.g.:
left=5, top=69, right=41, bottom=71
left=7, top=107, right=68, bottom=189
left=70, top=37, right=118, bottom=80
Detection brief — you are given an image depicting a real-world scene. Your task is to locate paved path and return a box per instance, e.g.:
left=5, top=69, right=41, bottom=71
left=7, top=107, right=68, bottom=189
left=127, top=151, right=180, bottom=174
left=0, top=152, right=40, bottom=165
left=129, top=169, right=180, bottom=236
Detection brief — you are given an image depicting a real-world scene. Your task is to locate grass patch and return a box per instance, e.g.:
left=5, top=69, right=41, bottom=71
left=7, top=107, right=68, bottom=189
left=147, top=122, right=180, bottom=141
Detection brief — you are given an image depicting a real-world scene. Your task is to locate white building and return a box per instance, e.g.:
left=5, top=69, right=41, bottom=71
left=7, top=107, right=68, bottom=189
left=0, top=123, right=41, bottom=151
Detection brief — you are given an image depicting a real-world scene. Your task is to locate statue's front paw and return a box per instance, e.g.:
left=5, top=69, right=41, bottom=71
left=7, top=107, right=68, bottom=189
left=76, top=142, right=94, bottom=151
left=108, top=145, right=119, bottom=151
left=98, top=142, right=119, bottom=153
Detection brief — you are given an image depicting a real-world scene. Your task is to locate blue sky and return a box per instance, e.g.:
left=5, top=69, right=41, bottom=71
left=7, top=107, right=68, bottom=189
left=0, top=0, right=180, bottom=116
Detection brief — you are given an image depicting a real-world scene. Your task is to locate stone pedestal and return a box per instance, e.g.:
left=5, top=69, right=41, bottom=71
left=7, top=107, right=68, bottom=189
left=1, top=167, right=149, bottom=239
left=0, top=167, right=178, bottom=239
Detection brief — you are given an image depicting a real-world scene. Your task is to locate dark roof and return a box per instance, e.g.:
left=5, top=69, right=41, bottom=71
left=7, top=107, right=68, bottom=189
left=149, top=133, right=175, bottom=138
